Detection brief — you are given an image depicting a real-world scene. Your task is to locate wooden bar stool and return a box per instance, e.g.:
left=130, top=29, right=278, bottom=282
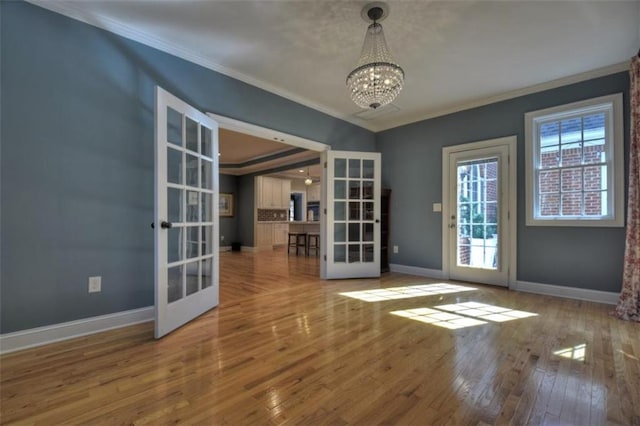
left=306, top=232, right=320, bottom=257
left=288, top=232, right=307, bottom=255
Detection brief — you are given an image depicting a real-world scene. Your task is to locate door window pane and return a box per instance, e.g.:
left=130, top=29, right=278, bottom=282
left=334, top=244, right=346, bottom=262
left=186, top=226, right=199, bottom=258
left=168, top=188, right=183, bottom=223
left=201, top=193, right=212, bottom=222
left=349, top=202, right=360, bottom=220
left=456, top=158, right=499, bottom=270
left=186, top=190, right=199, bottom=222
left=201, top=160, right=213, bottom=190
left=167, top=265, right=183, bottom=303
left=185, top=117, right=198, bottom=153
left=362, top=181, right=374, bottom=200
left=363, top=244, right=374, bottom=262
left=167, top=107, right=182, bottom=146
left=201, top=126, right=213, bottom=158
left=363, top=160, right=374, bottom=179
left=334, top=201, right=346, bottom=221
left=334, top=180, right=346, bottom=199
left=348, top=223, right=360, bottom=242
left=349, top=181, right=360, bottom=199
left=363, top=202, right=374, bottom=220
left=363, top=223, right=373, bottom=241
left=186, top=154, right=199, bottom=187
left=168, top=227, right=182, bottom=263
left=201, top=258, right=213, bottom=289
left=202, top=225, right=213, bottom=255
left=349, top=159, right=361, bottom=178
left=185, top=261, right=199, bottom=296
left=334, top=223, right=346, bottom=242
left=167, top=148, right=183, bottom=184
left=348, top=244, right=360, bottom=263
left=334, top=158, right=346, bottom=178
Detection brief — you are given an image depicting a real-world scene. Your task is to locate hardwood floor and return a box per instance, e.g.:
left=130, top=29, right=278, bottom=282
left=1, top=249, right=639, bottom=425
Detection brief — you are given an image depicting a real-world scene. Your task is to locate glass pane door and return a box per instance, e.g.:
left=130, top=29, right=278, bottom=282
left=456, top=158, right=499, bottom=270
left=323, top=151, right=381, bottom=279
left=448, top=144, right=510, bottom=287
left=155, top=87, right=219, bottom=338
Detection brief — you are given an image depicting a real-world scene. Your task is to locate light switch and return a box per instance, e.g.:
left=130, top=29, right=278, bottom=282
left=433, top=203, right=442, bottom=212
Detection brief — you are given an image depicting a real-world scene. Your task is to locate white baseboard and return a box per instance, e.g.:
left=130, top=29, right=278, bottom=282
left=0, top=306, right=154, bottom=355
left=220, top=245, right=231, bottom=252
left=514, top=280, right=619, bottom=305
left=389, top=264, right=445, bottom=280
left=389, top=263, right=619, bottom=305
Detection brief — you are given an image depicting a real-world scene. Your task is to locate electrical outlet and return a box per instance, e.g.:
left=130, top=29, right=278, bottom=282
left=88, top=276, right=101, bottom=293
left=393, top=245, right=399, bottom=254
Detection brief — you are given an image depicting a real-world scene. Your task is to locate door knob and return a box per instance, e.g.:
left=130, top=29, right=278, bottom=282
left=161, top=221, right=173, bottom=229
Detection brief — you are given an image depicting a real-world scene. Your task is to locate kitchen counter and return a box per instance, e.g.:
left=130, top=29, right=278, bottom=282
left=289, top=221, right=320, bottom=233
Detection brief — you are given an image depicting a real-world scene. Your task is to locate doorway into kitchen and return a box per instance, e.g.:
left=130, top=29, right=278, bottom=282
left=206, top=113, right=329, bottom=294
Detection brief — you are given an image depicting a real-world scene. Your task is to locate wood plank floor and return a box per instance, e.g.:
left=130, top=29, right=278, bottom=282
left=1, top=249, right=639, bottom=425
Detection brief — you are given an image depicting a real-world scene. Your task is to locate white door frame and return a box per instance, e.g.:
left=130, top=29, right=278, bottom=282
left=442, top=136, right=517, bottom=288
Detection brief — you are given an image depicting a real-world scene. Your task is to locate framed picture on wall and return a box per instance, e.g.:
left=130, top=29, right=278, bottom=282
left=219, top=193, right=234, bottom=217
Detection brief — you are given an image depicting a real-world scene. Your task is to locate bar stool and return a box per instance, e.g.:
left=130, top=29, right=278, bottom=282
left=288, top=232, right=307, bottom=255
left=306, top=232, right=320, bottom=257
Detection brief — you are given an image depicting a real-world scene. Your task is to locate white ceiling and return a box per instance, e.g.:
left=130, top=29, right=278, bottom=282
left=30, top=1, right=640, bottom=131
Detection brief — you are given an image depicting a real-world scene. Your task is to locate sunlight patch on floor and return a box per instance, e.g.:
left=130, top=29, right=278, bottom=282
left=391, top=301, right=537, bottom=329
left=554, top=344, right=587, bottom=361
left=339, top=283, right=476, bottom=302
left=434, top=302, right=538, bottom=322
left=390, top=307, right=487, bottom=329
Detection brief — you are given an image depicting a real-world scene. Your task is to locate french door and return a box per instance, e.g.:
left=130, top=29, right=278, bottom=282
left=443, top=137, right=516, bottom=287
left=154, top=87, right=219, bottom=338
left=322, top=151, right=381, bottom=279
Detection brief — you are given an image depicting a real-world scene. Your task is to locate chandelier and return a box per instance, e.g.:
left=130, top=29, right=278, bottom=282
left=305, top=168, right=313, bottom=186
left=346, top=3, right=404, bottom=109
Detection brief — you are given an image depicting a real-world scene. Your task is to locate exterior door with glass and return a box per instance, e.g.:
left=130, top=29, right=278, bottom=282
left=154, top=87, right=219, bottom=338
left=443, top=137, right=516, bottom=287
left=322, top=151, right=381, bottom=279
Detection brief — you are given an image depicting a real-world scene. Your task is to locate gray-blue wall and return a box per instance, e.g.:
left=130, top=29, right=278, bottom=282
left=219, top=174, right=238, bottom=245
left=0, top=2, right=375, bottom=333
left=377, top=72, right=629, bottom=292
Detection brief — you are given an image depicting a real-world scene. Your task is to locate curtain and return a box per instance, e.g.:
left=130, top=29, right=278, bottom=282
left=615, top=55, right=640, bottom=322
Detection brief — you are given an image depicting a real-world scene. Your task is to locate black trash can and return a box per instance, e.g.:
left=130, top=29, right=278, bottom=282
left=231, top=242, right=241, bottom=252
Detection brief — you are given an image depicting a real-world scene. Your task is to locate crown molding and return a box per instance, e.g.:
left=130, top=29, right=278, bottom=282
left=26, top=1, right=631, bottom=134
left=25, top=0, right=375, bottom=132
left=378, top=61, right=630, bottom=132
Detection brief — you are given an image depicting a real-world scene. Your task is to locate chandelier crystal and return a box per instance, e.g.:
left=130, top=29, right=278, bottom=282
left=346, top=4, right=404, bottom=109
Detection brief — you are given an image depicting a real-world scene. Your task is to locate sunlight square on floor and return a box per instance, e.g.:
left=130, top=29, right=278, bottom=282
left=434, top=302, right=538, bottom=322
left=390, top=307, right=487, bottom=329
left=339, top=283, right=476, bottom=302
left=553, top=343, right=587, bottom=361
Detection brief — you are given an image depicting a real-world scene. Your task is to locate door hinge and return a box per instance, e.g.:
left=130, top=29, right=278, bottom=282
left=324, top=208, right=327, bottom=214
left=324, top=254, right=327, bottom=261
left=324, top=161, right=327, bottom=168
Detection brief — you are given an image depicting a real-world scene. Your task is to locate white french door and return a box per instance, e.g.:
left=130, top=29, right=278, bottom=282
left=443, top=137, right=517, bottom=287
left=322, top=151, right=381, bottom=279
left=154, top=87, right=219, bottom=338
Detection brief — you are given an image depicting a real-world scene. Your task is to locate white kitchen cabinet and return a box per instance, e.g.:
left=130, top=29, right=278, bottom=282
left=273, top=223, right=289, bottom=245
left=255, top=223, right=273, bottom=247
left=256, top=176, right=292, bottom=209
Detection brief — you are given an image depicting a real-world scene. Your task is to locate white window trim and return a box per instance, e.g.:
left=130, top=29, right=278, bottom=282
left=525, top=93, right=624, bottom=227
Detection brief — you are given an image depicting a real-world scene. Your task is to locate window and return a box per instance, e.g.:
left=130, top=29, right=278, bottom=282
left=525, top=93, right=623, bottom=227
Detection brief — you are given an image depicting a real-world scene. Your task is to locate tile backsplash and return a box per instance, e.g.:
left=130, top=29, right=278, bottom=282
left=257, top=209, right=288, bottom=221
